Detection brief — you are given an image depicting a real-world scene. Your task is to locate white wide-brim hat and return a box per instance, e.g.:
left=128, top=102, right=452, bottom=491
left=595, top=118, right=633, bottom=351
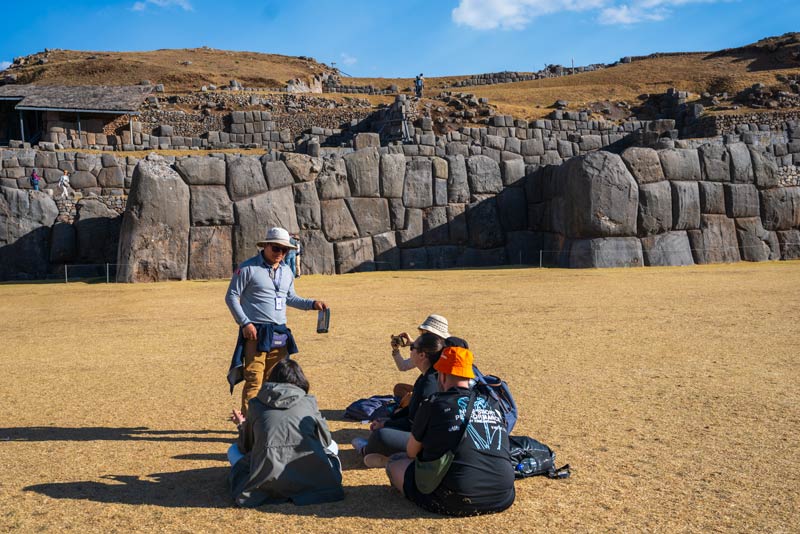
left=418, top=314, right=450, bottom=339
left=256, top=227, right=297, bottom=249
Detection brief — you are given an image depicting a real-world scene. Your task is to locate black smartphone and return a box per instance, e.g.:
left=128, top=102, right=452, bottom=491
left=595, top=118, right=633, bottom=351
left=316, top=308, right=330, bottom=334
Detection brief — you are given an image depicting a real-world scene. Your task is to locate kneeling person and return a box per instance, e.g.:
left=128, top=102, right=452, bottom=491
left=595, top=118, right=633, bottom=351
left=387, top=346, right=515, bottom=516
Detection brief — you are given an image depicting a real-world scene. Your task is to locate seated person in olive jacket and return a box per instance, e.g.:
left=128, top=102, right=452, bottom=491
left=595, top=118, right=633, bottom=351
left=352, top=333, right=444, bottom=468
left=228, top=359, right=344, bottom=507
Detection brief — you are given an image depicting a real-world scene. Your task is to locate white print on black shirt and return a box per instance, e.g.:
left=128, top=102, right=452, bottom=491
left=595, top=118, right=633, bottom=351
left=457, top=396, right=505, bottom=451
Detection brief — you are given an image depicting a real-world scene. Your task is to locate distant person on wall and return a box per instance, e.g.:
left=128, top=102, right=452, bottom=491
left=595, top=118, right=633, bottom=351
left=414, top=73, right=425, bottom=98
left=225, top=226, right=328, bottom=416
left=29, top=170, right=42, bottom=191
left=58, top=170, right=71, bottom=199
left=285, top=234, right=299, bottom=278
left=294, top=234, right=303, bottom=278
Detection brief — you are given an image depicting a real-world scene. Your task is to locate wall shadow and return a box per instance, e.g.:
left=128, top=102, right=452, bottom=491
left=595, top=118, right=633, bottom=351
left=25, top=472, right=442, bottom=519
left=24, top=467, right=232, bottom=509
left=1, top=426, right=234, bottom=443
left=173, top=452, right=228, bottom=462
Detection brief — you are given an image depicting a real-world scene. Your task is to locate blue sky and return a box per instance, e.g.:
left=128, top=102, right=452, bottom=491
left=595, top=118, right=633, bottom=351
left=0, top=0, right=797, bottom=77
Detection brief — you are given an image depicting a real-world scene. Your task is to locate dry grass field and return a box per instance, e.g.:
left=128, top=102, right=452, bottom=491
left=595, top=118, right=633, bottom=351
left=1, top=262, right=799, bottom=533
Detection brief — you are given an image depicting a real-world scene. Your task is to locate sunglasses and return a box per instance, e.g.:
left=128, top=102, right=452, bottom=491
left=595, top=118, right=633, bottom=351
left=270, top=245, right=289, bottom=254
left=409, top=344, right=420, bottom=351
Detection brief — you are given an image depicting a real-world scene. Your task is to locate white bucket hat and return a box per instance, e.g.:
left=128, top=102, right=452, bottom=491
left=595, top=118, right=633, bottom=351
left=418, top=314, right=450, bottom=339
left=256, top=227, right=297, bottom=249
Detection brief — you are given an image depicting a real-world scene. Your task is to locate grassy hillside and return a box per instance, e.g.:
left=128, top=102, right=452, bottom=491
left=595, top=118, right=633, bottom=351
left=6, top=48, right=333, bottom=92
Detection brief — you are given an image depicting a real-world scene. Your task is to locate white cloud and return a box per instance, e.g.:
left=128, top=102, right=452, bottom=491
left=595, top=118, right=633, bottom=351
left=340, top=53, right=357, bottom=66
left=131, top=0, right=192, bottom=12
left=452, top=0, right=605, bottom=30
left=0, top=61, right=11, bottom=71
left=598, top=0, right=722, bottom=25
left=452, top=0, right=726, bottom=29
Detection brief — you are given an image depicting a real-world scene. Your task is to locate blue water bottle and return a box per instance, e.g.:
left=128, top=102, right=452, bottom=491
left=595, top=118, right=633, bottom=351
left=516, top=457, right=539, bottom=476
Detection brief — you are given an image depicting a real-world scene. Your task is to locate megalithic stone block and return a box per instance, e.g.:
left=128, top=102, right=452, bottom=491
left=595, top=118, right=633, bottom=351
left=760, top=186, right=800, bottom=231
left=638, top=181, right=673, bottom=236
left=698, top=144, right=731, bottom=182
left=659, top=148, right=701, bottom=181
left=687, top=214, right=740, bottom=264
left=561, top=151, right=639, bottom=238
left=724, top=183, right=760, bottom=218
left=671, top=181, right=700, bottom=230
left=734, top=217, right=772, bottom=262
left=621, top=147, right=665, bottom=185
left=227, top=156, right=268, bottom=201
left=568, top=237, right=643, bottom=268
left=334, top=237, right=375, bottom=273
left=641, top=231, right=694, bottom=266
left=298, top=229, right=335, bottom=275
left=344, top=147, right=380, bottom=197
left=379, top=153, right=405, bottom=198
left=117, top=157, right=190, bottom=282
left=445, top=154, right=469, bottom=203
left=188, top=226, right=233, bottom=279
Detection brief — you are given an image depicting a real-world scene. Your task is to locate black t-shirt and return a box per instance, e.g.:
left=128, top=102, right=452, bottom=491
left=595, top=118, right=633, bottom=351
left=412, top=386, right=514, bottom=506
left=385, top=366, right=438, bottom=432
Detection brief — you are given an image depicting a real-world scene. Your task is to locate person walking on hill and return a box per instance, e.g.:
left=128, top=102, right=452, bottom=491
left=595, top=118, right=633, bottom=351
left=225, top=227, right=328, bottom=416
left=414, top=73, right=425, bottom=98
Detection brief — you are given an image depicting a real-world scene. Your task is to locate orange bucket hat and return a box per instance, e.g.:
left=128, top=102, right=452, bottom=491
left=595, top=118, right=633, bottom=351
left=434, top=346, right=475, bottom=379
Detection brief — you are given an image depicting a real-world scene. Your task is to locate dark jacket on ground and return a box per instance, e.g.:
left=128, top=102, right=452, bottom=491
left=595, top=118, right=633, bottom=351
left=228, top=382, right=344, bottom=507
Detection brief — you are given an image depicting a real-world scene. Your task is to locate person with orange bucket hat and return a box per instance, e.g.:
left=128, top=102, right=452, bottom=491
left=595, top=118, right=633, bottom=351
left=386, top=346, right=515, bottom=517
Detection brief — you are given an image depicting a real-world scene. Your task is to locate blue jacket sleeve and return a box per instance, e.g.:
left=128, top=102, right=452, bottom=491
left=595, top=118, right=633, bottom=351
left=225, top=266, right=252, bottom=326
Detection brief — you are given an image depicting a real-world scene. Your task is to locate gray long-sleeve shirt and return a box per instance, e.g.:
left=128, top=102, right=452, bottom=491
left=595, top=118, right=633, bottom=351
left=225, top=253, right=315, bottom=326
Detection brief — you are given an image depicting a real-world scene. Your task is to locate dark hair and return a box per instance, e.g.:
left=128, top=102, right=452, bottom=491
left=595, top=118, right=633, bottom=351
left=445, top=336, right=469, bottom=349
left=267, top=359, right=309, bottom=393
left=414, top=332, right=444, bottom=366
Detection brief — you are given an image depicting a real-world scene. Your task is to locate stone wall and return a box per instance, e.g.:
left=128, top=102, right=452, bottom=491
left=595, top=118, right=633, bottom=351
left=449, top=65, right=607, bottom=88
left=3, top=139, right=799, bottom=281
left=112, top=142, right=798, bottom=282
left=688, top=110, right=800, bottom=138
left=526, top=145, right=800, bottom=267
left=0, top=148, right=136, bottom=196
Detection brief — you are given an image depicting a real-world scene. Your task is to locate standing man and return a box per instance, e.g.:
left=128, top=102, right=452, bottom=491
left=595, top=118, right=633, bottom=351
left=225, top=227, right=327, bottom=415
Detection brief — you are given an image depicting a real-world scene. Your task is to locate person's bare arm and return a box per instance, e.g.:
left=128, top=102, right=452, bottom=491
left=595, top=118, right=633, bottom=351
left=406, top=435, right=422, bottom=459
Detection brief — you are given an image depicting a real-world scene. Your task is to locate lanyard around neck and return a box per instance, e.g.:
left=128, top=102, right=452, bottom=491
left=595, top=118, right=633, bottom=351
left=268, top=264, right=283, bottom=293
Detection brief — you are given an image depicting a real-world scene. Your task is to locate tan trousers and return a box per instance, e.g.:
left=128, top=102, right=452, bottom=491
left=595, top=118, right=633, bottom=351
left=241, top=339, right=288, bottom=415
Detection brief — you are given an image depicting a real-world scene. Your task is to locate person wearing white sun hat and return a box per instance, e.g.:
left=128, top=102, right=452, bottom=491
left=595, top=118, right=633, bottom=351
left=226, top=227, right=328, bottom=416
left=390, top=314, right=451, bottom=373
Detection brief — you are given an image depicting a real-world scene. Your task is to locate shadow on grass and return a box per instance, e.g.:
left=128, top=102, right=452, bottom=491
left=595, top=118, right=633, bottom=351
left=24, top=469, right=439, bottom=519
left=0, top=426, right=234, bottom=443
left=173, top=452, right=228, bottom=462
left=320, top=409, right=349, bottom=421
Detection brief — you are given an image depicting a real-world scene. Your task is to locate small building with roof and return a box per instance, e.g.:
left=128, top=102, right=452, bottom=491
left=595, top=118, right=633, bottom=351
left=0, top=84, right=152, bottom=146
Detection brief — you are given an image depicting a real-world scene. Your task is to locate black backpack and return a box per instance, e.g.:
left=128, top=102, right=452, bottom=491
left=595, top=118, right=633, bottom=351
left=509, top=435, right=571, bottom=479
